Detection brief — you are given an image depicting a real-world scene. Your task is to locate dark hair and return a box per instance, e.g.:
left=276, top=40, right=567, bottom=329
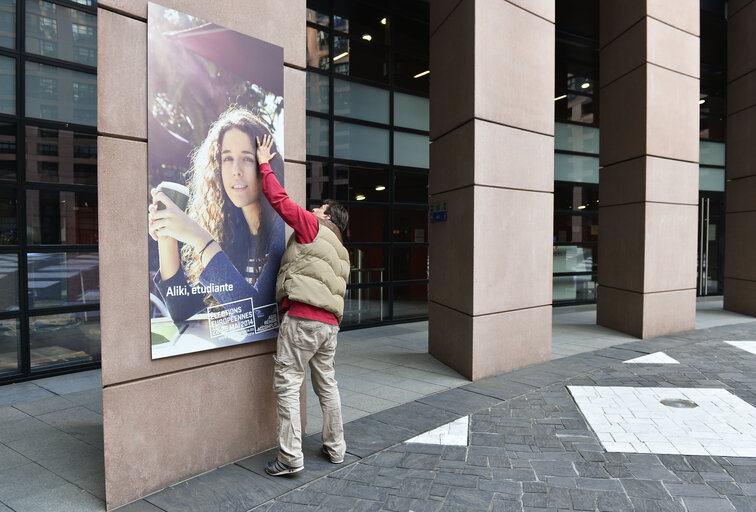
left=323, top=199, right=349, bottom=234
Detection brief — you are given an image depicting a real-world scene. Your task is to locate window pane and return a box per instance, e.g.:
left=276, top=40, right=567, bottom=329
left=0, top=122, right=16, bottom=180
left=346, top=206, right=387, bottom=242
left=393, top=246, right=427, bottom=281
left=0, top=253, right=18, bottom=309
left=25, top=62, right=97, bottom=125
left=0, top=55, right=14, bottom=115
left=349, top=246, right=387, bottom=285
left=700, top=166, right=725, bottom=192
left=553, top=275, right=597, bottom=303
left=393, top=209, right=427, bottom=242
left=700, top=140, right=725, bottom=166
left=333, top=36, right=389, bottom=84
left=393, top=284, right=427, bottom=320
left=333, top=0, right=389, bottom=43
left=333, top=78, right=388, bottom=124
left=25, top=1, right=97, bottom=66
left=394, top=92, right=428, bottom=131
left=554, top=215, right=598, bottom=243
left=394, top=53, right=428, bottom=94
left=553, top=245, right=595, bottom=273
left=555, top=123, right=599, bottom=154
left=0, top=186, right=17, bottom=244
left=554, top=153, right=598, bottom=183
left=26, top=189, right=98, bottom=245
left=306, top=116, right=329, bottom=157
left=555, top=93, right=596, bottom=125
left=333, top=164, right=389, bottom=203
left=27, top=252, right=99, bottom=308
left=25, top=126, right=97, bottom=184
left=30, top=310, right=100, bottom=369
left=554, top=182, right=598, bottom=212
left=395, top=172, right=428, bottom=204
left=393, top=131, right=428, bottom=168
left=306, top=0, right=329, bottom=26
left=334, top=121, right=388, bottom=164
left=343, top=286, right=387, bottom=326
left=0, top=0, right=15, bottom=49
left=306, top=71, right=329, bottom=113
left=0, top=318, right=18, bottom=375
left=306, top=161, right=331, bottom=203
left=306, top=26, right=329, bottom=70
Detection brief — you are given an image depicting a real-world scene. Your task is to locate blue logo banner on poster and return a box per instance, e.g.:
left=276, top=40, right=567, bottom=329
left=147, top=3, right=285, bottom=359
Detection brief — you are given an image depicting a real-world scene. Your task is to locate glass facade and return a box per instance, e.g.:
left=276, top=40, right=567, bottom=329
left=0, top=0, right=98, bottom=384
left=306, top=0, right=429, bottom=327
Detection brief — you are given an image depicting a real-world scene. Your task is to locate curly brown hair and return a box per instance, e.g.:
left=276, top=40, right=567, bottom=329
left=182, top=106, right=283, bottom=289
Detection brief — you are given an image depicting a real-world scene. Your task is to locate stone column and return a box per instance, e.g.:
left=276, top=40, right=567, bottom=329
left=97, top=1, right=305, bottom=508
left=597, top=2, right=699, bottom=338
left=724, top=0, right=756, bottom=316
left=428, top=0, right=554, bottom=381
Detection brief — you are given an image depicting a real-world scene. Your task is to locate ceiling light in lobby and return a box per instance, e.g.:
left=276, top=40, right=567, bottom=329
left=334, top=51, right=348, bottom=61
left=362, top=34, right=372, bottom=41
left=355, top=194, right=366, bottom=201
left=581, top=82, right=590, bottom=89
left=380, top=17, right=387, bottom=25
left=375, top=185, right=386, bottom=191
left=699, top=99, right=706, bottom=104
left=554, top=94, right=567, bottom=101
left=413, top=70, right=430, bottom=78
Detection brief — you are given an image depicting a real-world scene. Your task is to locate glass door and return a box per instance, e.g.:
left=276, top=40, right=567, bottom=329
left=697, top=192, right=724, bottom=296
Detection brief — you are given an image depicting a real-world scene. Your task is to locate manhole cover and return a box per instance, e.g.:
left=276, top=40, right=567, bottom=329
left=660, top=399, right=698, bottom=408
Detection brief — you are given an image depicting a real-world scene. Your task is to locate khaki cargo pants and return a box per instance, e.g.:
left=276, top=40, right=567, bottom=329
left=273, top=313, right=346, bottom=467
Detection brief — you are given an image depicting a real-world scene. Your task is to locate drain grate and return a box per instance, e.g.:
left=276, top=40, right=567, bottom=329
left=660, top=399, right=698, bottom=408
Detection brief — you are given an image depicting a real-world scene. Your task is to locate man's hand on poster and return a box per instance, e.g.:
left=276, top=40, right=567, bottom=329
left=255, top=134, right=277, bottom=165
left=148, top=189, right=213, bottom=251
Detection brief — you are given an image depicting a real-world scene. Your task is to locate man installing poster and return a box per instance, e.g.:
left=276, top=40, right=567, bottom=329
left=255, top=134, right=351, bottom=476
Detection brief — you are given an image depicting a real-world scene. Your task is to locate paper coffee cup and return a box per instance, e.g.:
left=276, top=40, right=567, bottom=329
left=156, top=181, right=190, bottom=211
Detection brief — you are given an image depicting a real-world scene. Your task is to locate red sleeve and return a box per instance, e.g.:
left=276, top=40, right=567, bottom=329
left=260, top=162, right=318, bottom=244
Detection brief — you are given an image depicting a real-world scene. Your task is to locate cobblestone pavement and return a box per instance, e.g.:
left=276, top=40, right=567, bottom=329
left=245, top=322, right=756, bottom=512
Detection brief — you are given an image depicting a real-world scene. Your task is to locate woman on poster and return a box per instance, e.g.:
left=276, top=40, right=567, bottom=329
left=148, top=106, right=285, bottom=325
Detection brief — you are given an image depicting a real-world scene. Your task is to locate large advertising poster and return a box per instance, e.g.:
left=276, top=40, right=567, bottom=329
left=147, top=3, right=285, bottom=359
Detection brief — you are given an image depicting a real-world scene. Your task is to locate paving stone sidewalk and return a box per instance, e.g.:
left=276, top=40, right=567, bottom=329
left=119, top=320, right=756, bottom=511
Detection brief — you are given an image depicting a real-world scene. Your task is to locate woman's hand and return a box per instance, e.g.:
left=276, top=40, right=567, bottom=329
left=255, top=134, right=277, bottom=165
left=148, top=188, right=212, bottom=250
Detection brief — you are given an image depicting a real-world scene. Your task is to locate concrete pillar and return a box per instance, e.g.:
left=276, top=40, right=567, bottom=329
left=597, top=1, right=699, bottom=338
left=428, top=0, right=554, bottom=381
left=97, top=1, right=305, bottom=508
left=724, top=0, right=756, bottom=316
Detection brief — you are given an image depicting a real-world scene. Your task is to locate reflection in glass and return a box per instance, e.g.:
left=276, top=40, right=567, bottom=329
left=0, top=122, right=16, bottom=180
left=349, top=247, right=386, bottom=285
left=27, top=252, right=99, bottom=308
left=393, top=131, right=428, bottom=168
left=334, top=37, right=388, bottom=84
left=333, top=164, right=388, bottom=203
left=25, top=62, right=96, bottom=125
left=342, top=286, right=386, bottom=326
left=555, top=122, right=599, bottom=154
left=306, top=161, right=331, bottom=203
left=306, top=26, right=330, bottom=70
left=553, top=245, right=595, bottom=273
left=0, top=55, right=14, bottom=115
left=0, top=186, right=17, bottom=244
left=307, top=0, right=329, bottom=26
left=0, top=318, right=18, bottom=374
left=334, top=78, right=388, bottom=123
left=553, top=275, right=596, bottom=303
left=393, top=246, right=427, bottom=281
left=699, top=167, right=724, bottom=192
left=394, top=92, right=428, bottom=131
left=394, top=53, right=428, bottom=93
left=306, top=71, right=329, bottom=113
left=393, top=284, right=428, bottom=320
left=554, top=214, right=598, bottom=244
left=26, top=189, right=98, bottom=245
left=395, top=172, right=428, bottom=204
left=30, top=310, right=100, bottom=369
left=554, top=182, right=598, bottom=211
left=0, top=253, right=18, bottom=309
left=333, top=0, right=389, bottom=44
left=346, top=206, right=388, bottom=242
left=25, top=126, right=97, bottom=184
left=334, top=121, right=388, bottom=164
left=555, top=93, right=596, bottom=125
left=554, top=153, right=598, bottom=183
left=0, top=0, right=15, bottom=49
left=700, top=140, right=725, bottom=166
left=393, top=209, right=427, bottom=242
left=306, top=116, right=329, bottom=157
left=25, top=1, right=97, bottom=66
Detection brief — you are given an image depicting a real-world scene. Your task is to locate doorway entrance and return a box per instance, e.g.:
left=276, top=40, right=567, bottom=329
left=697, top=191, right=725, bottom=296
